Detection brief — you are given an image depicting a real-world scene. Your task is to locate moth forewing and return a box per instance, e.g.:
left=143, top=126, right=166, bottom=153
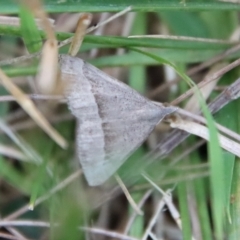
left=59, top=54, right=177, bottom=186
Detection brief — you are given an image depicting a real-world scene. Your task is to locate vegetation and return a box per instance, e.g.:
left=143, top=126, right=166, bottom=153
left=0, top=1, right=240, bottom=239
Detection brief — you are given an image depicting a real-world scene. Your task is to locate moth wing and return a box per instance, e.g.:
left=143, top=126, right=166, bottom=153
left=60, top=55, right=176, bottom=186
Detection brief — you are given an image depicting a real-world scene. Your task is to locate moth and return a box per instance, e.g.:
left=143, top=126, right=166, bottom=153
left=59, top=54, right=177, bottom=186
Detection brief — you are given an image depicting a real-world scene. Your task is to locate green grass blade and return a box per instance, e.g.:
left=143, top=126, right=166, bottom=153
left=178, top=182, right=192, bottom=240
left=129, top=47, right=225, bottom=239
left=19, top=5, right=42, bottom=53
left=1, top=0, right=240, bottom=13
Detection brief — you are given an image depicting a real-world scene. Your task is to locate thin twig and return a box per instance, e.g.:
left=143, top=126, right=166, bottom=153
left=142, top=175, right=182, bottom=229
left=0, top=232, right=25, bottom=240
left=81, top=227, right=138, bottom=240
left=0, top=15, right=54, bottom=28
left=177, top=108, right=240, bottom=142
left=4, top=170, right=82, bottom=221
left=115, top=175, right=143, bottom=215
left=3, top=227, right=29, bottom=240
left=124, top=189, right=152, bottom=234
left=0, top=94, right=64, bottom=102
left=0, top=52, right=40, bottom=66
left=90, top=13, right=111, bottom=58
left=0, top=120, right=42, bottom=164
left=68, top=13, right=92, bottom=57
left=149, top=42, right=240, bottom=98
left=0, top=6, right=132, bottom=67
left=148, top=231, right=159, bottom=240
left=169, top=117, right=240, bottom=157
left=0, top=220, right=52, bottom=228
left=155, top=140, right=206, bottom=183
left=129, top=34, right=236, bottom=44
left=0, top=144, right=26, bottom=161
left=3, top=113, right=73, bottom=134
left=133, top=172, right=210, bottom=192
left=171, top=58, right=240, bottom=105
left=141, top=192, right=168, bottom=240
left=59, top=6, right=132, bottom=49
left=0, top=69, right=67, bottom=148
left=140, top=76, right=240, bottom=167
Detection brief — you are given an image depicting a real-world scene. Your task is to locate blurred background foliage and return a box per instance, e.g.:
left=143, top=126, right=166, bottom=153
left=0, top=0, right=240, bottom=240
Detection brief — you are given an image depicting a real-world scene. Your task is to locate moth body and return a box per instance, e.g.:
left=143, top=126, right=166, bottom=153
left=59, top=54, right=177, bottom=186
